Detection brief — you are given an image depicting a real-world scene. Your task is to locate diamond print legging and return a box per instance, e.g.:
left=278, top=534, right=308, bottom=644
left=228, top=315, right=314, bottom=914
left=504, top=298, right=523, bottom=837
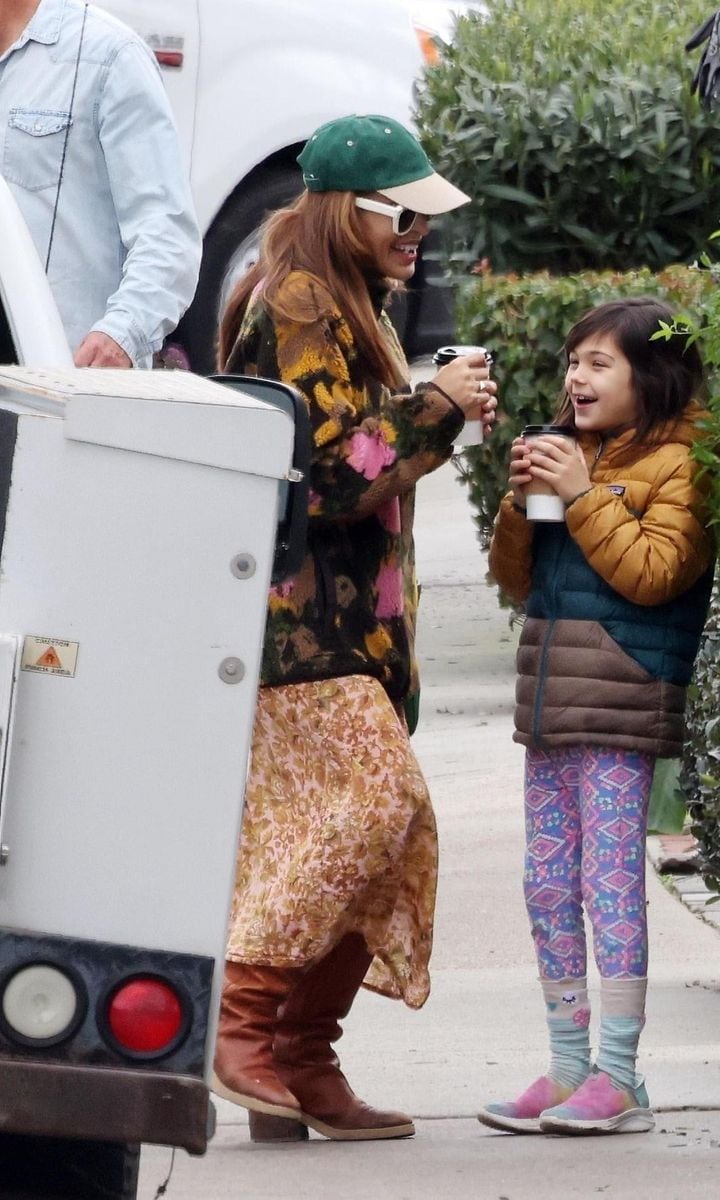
left=523, top=745, right=654, bottom=980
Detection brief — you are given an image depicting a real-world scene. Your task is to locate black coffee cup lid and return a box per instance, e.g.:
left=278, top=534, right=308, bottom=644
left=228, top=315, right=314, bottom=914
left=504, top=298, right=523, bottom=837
left=433, top=344, right=490, bottom=363
left=522, top=424, right=575, bottom=436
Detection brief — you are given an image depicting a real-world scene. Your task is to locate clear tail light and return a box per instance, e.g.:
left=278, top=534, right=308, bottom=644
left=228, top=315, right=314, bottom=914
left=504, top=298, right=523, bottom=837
left=1, top=963, right=83, bottom=1044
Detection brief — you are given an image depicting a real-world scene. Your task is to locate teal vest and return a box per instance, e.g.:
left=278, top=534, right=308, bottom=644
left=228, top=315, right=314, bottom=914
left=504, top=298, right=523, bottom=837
left=527, top=523, right=714, bottom=687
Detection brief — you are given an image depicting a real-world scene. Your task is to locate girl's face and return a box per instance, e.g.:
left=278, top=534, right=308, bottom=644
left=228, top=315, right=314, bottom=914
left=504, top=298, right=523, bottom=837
left=565, top=334, right=638, bottom=433
left=356, top=193, right=430, bottom=281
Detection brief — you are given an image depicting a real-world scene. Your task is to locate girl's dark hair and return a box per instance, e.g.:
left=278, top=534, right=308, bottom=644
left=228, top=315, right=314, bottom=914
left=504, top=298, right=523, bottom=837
left=555, top=297, right=705, bottom=442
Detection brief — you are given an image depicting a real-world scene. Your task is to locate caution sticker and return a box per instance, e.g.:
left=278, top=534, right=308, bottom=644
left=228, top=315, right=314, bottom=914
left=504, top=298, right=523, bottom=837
left=21, top=636, right=79, bottom=678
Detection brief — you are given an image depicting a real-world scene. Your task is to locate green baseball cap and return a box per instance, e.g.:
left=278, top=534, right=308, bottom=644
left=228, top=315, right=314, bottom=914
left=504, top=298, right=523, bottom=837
left=297, top=114, right=469, bottom=214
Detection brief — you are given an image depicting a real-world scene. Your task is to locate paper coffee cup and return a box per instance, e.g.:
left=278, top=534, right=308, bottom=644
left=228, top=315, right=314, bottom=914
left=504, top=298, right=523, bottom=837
left=453, top=418, right=484, bottom=447
left=432, top=345, right=493, bottom=448
left=522, top=424, right=576, bottom=521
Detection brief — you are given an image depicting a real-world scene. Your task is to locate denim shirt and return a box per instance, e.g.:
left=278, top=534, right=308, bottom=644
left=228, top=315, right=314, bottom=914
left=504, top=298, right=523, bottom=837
left=0, top=0, right=201, bottom=366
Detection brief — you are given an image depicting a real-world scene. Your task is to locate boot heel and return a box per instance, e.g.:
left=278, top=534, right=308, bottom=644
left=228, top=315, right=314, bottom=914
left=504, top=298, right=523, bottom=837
left=249, top=1110, right=309, bottom=1143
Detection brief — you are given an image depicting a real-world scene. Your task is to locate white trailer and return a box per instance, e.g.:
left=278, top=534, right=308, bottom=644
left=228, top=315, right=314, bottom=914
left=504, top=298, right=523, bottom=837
left=0, top=179, right=308, bottom=1195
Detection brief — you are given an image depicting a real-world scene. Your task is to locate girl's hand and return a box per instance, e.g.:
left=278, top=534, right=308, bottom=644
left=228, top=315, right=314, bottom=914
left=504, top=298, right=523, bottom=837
left=432, top=353, right=493, bottom=418
left=508, top=436, right=532, bottom=507
left=528, top=435, right=591, bottom=503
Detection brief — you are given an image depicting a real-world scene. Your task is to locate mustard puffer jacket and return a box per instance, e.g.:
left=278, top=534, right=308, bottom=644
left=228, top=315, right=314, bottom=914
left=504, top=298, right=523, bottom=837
left=489, top=402, right=715, bottom=758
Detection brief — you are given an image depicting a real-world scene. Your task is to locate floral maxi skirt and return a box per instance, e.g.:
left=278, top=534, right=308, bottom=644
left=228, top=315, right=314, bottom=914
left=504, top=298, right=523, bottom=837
left=226, top=675, right=438, bottom=1008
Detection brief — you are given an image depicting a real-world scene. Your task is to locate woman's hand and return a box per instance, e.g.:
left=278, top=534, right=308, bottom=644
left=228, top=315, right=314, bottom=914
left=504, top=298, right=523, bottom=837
left=480, top=386, right=498, bottom=437
left=528, top=435, right=591, bottom=503
left=432, top=353, right=495, bottom=419
left=509, top=437, right=532, bottom=508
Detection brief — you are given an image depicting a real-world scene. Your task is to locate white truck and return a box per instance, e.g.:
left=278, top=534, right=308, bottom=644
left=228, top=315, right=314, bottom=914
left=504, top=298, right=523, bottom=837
left=0, top=176, right=308, bottom=1197
left=98, top=0, right=465, bottom=371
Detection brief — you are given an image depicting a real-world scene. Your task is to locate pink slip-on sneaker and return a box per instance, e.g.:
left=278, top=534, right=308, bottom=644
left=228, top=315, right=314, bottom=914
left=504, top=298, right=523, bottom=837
left=539, top=1069, right=654, bottom=1135
left=477, top=1075, right=577, bottom=1134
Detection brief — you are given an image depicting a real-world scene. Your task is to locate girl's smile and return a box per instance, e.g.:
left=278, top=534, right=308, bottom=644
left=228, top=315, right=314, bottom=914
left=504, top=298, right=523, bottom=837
left=565, top=334, right=638, bottom=432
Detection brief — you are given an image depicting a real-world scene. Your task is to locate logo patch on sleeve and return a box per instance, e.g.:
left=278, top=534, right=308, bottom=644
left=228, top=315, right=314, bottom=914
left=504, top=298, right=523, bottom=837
left=607, top=484, right=626, bottom=495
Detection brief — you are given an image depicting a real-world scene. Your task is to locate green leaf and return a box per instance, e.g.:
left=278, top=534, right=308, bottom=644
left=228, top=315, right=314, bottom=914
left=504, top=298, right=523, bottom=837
left=648, top=759, right=687, bottom=835
left=480, top=183, right=543, bottom=207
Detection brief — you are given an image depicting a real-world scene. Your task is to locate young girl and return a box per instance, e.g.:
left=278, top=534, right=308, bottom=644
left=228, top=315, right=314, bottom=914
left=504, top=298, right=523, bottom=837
left=213, top=114, right=497, bottom=1144
left=478, top=297, right=714, bottom=1136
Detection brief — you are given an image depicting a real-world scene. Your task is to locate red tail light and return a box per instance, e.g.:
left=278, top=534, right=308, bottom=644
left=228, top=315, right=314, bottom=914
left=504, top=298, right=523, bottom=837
left=106, top=977, right=184, bottom=1056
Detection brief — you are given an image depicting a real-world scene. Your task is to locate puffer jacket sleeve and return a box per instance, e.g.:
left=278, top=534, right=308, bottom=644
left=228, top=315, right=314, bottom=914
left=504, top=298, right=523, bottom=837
left=565, top=454, right=713, bottom=605
left=273, top=296, right=463, bottom=524
left=488, top=494, right=535, bottom=604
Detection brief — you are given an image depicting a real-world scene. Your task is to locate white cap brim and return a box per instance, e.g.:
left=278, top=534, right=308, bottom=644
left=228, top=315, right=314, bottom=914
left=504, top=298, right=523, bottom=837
left=378, top=171, right=470, bottom=214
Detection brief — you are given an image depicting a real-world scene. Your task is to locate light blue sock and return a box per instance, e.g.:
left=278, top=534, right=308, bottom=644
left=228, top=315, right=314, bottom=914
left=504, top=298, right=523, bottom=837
left=596, top=1016, right=644, bottom=1091
left=596, top=978, right=647, bottom=1092
left=542, top=978, right=591, bottom=1089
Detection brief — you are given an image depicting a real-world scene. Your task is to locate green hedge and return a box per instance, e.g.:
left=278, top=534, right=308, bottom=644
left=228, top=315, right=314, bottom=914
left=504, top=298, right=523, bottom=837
left=416, top=0, right=720, bottom=274
left=454, top=265, right=712, bottom=546
left=673, top=255, right=720, bottom=889
left=681, top=578, right=720, bottom=892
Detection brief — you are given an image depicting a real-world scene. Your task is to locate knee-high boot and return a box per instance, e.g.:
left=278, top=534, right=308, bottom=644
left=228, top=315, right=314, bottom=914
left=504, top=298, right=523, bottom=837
left=270, top=932, right=415, bottom=1141
left=212, top=960, right=308, bottom=1139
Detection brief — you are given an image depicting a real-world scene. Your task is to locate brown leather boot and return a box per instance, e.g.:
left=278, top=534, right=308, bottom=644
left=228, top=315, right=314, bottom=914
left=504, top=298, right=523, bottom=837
left=212, top=960, right=307, bottom=1138
left=273, top=933, right=415, bottom=1141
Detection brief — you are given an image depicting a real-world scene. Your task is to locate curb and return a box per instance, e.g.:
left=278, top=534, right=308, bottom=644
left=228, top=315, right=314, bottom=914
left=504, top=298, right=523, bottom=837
left=646, top=833, right=720, bottom=933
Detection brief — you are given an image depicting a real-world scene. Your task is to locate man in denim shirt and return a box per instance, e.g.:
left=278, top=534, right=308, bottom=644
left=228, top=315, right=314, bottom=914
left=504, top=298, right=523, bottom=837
left=0, top=0, right=201, bottom=367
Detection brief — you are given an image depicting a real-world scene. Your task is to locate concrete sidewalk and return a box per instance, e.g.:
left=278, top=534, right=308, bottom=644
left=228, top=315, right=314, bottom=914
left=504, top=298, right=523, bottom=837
left=140, top=459, right=720, bottom=1199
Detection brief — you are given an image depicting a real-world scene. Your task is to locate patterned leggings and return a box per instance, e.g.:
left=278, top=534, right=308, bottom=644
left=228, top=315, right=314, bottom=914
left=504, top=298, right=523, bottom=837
left=523, top=745, right=654, bottom=981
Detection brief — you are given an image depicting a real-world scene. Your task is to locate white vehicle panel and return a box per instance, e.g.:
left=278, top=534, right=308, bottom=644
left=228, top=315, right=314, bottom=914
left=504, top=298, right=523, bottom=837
left=98, top=0, right=422, bottom=231
left=0, top=180, right=72, bottom=368
left=96, top=0, right=200, bottom=172
left=0, top=370, right=292, bottom=969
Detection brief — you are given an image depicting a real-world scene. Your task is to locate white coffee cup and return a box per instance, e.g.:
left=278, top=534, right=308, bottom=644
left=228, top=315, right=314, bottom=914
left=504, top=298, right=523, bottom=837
left=522, top=424, right=577, bottom=521
left=432, top=344, right=493, bottom=448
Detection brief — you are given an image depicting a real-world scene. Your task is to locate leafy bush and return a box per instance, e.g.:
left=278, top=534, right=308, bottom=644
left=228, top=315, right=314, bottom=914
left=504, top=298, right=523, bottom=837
left=681, top=579, right=720, bottom=892
left=454, top=264, right=711, bottom=546
left=669, top=252, right=720, bottom=890
left=416, top=0, right=720, bottom=275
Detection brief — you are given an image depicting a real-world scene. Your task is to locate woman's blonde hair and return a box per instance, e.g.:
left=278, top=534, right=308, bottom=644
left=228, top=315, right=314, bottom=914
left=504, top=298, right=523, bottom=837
left=217, top=190, right=406, bottom=388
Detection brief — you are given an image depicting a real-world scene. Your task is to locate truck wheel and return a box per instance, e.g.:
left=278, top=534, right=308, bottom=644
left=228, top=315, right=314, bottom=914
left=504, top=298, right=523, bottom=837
left=180, top=164, right=302, bottom=375
left=0, top=1135, right=140, bottom=1199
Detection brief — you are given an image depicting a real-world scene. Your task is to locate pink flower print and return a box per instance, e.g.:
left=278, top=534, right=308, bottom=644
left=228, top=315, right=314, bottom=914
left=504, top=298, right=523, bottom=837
left=376, top=499, right=402, bottom=533
left=346, top=429, right=396, bottom=480
left=572, top=1007, right=591, bottom=1029
left=374, top=563, right=404, bottom=618
left=270, top=579, right=295, bottom=600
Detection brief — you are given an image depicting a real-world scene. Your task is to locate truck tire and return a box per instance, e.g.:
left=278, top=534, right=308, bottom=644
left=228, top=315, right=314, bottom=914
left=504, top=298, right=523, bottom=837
left=0, top=1135, right=140, bottom=1199
left=180, top=164, right=303, bottom=375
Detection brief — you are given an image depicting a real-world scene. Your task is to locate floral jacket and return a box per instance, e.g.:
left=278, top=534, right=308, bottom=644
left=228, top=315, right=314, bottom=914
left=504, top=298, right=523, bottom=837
left=225, top=270, right=463, bottom=702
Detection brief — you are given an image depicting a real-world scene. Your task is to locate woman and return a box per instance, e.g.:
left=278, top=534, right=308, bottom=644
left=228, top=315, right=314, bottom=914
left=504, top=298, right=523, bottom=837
left=214, top=113, right=497, bottom=1143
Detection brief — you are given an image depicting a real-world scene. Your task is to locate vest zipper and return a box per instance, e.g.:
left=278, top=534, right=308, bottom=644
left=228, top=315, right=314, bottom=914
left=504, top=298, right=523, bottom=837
left=590, top=436, right=604, bottom=475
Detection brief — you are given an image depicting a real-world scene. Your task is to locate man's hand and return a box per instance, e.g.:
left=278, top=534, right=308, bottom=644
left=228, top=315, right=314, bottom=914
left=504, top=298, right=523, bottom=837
left=74, top=332, right=132, bottom=368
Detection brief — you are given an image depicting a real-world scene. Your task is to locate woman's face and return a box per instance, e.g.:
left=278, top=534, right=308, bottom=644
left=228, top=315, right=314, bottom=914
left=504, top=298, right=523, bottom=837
left=356, top=193, right=430, bottom=281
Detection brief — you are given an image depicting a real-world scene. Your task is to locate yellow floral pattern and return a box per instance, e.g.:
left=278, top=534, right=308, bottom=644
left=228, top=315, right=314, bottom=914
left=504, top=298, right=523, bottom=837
left=226, top=675, right=437, bottom=1008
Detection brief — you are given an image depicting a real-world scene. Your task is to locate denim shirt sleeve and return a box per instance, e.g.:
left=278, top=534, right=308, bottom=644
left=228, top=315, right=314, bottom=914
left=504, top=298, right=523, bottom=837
left=89, top=41, right=201, bottom=363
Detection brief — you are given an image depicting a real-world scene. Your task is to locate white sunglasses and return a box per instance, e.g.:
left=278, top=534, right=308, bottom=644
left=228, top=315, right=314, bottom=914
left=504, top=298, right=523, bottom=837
left=354, top=196, right=424, bottom=236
